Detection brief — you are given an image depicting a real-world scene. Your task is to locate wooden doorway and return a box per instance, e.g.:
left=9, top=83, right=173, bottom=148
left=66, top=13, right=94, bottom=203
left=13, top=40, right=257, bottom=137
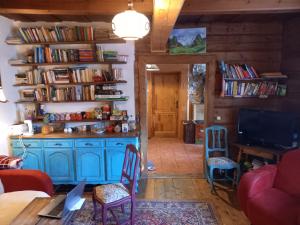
left=149, top=72, right=180, bottom=138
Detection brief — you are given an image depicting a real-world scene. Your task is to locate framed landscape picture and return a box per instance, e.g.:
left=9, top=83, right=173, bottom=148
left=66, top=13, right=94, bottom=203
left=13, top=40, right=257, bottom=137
left=168, top=28, right=206, bottom=55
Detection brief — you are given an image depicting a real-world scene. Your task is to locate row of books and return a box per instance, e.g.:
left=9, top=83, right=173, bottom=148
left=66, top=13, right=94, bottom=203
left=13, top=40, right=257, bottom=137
left=15, top=67, right=117, bottom=85
left=222, top=81, right=287, bottom=97
left=219, top=61, right=259, bottom=79
left=18, top=26, right=94, bottom=43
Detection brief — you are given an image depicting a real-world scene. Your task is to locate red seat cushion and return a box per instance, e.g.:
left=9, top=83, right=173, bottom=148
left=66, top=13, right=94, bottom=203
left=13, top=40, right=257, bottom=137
left=274, top=150, right=300, bottom=198
left=248, top=188, right=300, bottom=225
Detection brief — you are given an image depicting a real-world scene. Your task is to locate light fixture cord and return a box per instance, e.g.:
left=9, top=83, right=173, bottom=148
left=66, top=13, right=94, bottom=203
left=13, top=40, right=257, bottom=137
left=128, top=0, right=134, bottom=10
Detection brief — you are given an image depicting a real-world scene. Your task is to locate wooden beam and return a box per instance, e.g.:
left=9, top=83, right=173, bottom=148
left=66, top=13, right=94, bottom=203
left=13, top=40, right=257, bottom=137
left=181, top=0, right=300, bottom=15
left=0, top=0, right=153, bottom=15
left=151, top=0, right=185, bottom=52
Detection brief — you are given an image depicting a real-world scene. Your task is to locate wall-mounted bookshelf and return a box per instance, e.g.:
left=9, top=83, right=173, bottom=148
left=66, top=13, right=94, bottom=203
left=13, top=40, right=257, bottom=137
left=219, top=61, right=287, bottom=98
left=16, top=98, right=128, bottom=104
left=13, top=80, right=127, bottom=87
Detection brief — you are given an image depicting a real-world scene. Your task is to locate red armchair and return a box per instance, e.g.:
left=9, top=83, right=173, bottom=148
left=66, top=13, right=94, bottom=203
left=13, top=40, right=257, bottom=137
left=0, top=169, right=54, bottom=196
left=238, top=149, right=300, bottom=225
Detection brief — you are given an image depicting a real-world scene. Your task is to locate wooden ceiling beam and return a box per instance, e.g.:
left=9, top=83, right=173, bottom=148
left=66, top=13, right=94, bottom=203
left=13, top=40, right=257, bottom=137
left=0, top=0, right=153, bottom=15
left=181, top=0, right=300, bottom=15
left=151, top=0, right=185, bottom=53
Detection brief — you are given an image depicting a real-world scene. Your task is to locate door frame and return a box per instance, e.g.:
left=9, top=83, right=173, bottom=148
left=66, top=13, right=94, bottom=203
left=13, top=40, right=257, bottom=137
left=136, top=54, right=217, bottom=177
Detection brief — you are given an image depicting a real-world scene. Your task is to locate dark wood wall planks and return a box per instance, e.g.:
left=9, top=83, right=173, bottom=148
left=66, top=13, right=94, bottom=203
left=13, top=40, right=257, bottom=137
left=136, top=21, right=285, bottom=142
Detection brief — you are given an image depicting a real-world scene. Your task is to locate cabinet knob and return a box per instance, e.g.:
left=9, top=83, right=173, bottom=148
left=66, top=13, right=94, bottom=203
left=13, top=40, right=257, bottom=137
left=55, top=143, right=62, bottom=146
left=24, top=144, right=31, bottom=147
left=85, top=143, right=93, bottom=146
left=116, top=143, right=123, bottom=146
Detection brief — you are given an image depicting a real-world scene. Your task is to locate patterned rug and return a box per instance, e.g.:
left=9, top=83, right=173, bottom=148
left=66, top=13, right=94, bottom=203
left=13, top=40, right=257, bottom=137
left=70, top=199, right=219, bottom=225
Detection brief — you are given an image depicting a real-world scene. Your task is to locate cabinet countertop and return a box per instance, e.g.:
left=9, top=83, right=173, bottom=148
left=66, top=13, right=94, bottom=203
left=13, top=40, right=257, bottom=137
left=10, top=131, right=139, bottom=139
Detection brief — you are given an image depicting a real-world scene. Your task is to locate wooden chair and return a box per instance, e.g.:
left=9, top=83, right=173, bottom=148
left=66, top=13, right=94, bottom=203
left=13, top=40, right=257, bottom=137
left=205, top=125, right=240, bottom=192
left=93, top=144, right=140, bottom=225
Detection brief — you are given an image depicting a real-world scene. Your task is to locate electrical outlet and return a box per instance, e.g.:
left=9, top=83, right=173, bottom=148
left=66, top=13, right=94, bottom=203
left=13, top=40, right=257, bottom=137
left=216, top=116, right=222, bottom=121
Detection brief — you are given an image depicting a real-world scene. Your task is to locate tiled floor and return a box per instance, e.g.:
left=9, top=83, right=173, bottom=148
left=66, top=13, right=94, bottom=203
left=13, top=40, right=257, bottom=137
left=147, top=137, right=203, bottom=177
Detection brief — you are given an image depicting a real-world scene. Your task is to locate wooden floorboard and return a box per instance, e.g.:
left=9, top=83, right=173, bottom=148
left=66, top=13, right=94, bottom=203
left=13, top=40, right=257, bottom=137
left=147, top=137, right=203, bottom=177
left=137, top=178, right=250, bottom=225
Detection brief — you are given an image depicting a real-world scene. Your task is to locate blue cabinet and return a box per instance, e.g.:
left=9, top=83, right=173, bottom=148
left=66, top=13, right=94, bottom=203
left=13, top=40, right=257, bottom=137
left=106, top=138, right=139, bottom=182
left=10, top=136, right=139, bottom=185
left=44, top=148, right=74, bottom=183
left=13, top=148, right=44, bottom=171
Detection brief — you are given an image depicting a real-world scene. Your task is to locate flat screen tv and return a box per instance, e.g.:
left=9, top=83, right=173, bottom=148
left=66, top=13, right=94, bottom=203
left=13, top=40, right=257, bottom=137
left=237, top=109, right=300, bottom=150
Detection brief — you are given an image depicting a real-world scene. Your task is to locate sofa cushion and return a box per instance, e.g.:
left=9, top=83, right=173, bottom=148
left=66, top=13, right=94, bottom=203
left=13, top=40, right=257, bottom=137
left=0, top=190, right=49, bottom=225
left=274, top=149, right=300, bottom=198
left=248, top=188, right=300, bottom=225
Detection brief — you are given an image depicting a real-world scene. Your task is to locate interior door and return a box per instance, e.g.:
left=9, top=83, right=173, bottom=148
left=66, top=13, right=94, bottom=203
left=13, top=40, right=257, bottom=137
left=152, top=72, right=179, bottom=137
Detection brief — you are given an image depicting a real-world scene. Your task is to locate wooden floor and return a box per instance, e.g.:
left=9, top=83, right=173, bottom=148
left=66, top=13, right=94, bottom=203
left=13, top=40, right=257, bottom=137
left=137, top=178, right=250, bottom=225
left=147, top=137, right=203, bottom=177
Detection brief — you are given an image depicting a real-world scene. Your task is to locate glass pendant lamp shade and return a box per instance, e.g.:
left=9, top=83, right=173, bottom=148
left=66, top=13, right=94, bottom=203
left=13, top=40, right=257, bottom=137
left=112, top=9, right=150, bottom=40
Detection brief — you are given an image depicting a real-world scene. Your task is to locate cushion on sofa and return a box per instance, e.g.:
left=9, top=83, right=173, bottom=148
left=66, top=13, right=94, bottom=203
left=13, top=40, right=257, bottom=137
left=248, top=188, right=300, bottom=225
left=274, top=150, right=300, bottom=198
left=0, top=190, right=49, bottom=225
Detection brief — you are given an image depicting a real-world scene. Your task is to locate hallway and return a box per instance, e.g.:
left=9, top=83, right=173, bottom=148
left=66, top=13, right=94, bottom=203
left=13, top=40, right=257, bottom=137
left=147, top=137, right=203, bottom=177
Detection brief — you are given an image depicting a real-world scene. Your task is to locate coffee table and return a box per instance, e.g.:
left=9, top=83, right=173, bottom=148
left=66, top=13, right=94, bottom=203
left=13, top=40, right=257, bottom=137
left=10, top=197, right=84, bottom=225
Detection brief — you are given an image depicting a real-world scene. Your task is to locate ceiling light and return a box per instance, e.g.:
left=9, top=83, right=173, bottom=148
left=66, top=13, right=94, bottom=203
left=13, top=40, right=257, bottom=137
left=112, top=1, right=150, bottom=41
left=146, top=64, right=160, bottom=71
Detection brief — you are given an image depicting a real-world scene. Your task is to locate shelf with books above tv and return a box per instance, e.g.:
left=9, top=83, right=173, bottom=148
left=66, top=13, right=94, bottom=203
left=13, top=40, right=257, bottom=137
left=218, top=60, right=287, bottom=98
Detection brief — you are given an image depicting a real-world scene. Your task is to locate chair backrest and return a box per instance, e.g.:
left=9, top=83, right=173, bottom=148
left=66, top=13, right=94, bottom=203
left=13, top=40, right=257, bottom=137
left=274, top=149, right=300, bottom=198
left=205, top=125, right=228, bottom=159
left=120, top=144, right=141, bottom=197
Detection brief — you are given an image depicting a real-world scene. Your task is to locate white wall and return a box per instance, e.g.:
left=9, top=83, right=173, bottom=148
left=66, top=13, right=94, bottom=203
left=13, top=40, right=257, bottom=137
left=0, top=19, right=136, bottom=155
left=0, top=16, right=18, bottom=155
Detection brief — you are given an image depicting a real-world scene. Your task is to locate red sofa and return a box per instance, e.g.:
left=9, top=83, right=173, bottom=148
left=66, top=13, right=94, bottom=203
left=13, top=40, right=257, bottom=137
left=0, top=169, right=54, bottom=196
left=238, top=149, right=300, bottom=225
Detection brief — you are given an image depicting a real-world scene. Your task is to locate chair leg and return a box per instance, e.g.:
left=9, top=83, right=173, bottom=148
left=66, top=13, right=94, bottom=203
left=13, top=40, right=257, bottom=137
left=102, top=205, right=108, bottom=225
left=92, top=194, right=98, bottom=220
left=130, top=200, right=136, bottom=225
left=209, top=167, right=216, bottom=193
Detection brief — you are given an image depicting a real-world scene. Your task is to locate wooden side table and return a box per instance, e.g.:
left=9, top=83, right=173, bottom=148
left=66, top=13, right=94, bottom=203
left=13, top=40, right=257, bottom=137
left=10, top=197, right=83, bottom=225
left=233, top=143, right=287, bottom=164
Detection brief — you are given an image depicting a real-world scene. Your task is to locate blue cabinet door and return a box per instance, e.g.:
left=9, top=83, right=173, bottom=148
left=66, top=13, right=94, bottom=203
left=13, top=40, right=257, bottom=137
left=12, top=148, right=44, bottom=171
left=75, top=148, right=105, bottom=183
left=44, top=148, right=74, bottom=183
left=106, top=147, right=126, bottom=182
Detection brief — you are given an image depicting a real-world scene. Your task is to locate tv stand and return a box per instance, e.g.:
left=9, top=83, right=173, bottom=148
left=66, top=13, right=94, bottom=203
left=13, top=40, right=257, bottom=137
left=233, top=143, right=289, bottom=164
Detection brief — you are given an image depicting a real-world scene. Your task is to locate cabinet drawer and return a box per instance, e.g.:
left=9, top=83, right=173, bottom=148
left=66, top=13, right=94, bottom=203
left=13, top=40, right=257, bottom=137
left=75, top=139, right=105, bottom=148
left=11, top=140, right=42, bottom=148
left=43, top=140, right=73, bottom=148
left=106, top=138, right=138, bottom=147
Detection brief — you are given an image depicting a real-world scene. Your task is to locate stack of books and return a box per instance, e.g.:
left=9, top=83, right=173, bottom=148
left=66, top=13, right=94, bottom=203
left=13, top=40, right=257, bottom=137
left=219, top=60, right=259, bottom=79
left=15, top=69, right=42, bottom=85
left=18, top=26, right=94, bottom=43
left=79, top=49, right=94, bottom=62
left=103, top=51, right=118, bottom=60
left=50, top=87, right=77, bottom=101
left=6, top=37, right=23, bottom=44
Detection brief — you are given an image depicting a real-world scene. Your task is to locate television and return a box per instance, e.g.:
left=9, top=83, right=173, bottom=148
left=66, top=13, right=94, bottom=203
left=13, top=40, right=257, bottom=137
left=237, top=109, right=300, bottom=150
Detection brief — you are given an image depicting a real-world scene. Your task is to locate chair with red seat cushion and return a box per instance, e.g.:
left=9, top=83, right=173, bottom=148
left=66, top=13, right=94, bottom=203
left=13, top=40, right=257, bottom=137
left=238, top=149, right=300, bottom=225
left=93, top=144, right=140, bottom=225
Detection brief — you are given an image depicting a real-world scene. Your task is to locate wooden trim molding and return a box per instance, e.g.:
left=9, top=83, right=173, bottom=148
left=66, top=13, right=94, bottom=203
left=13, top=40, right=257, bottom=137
left=136, top=54, right=217, bottom=176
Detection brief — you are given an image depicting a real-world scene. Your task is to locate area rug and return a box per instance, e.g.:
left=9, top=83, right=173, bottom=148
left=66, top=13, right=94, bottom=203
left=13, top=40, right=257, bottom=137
left=70, top=199, right=219, bottom=225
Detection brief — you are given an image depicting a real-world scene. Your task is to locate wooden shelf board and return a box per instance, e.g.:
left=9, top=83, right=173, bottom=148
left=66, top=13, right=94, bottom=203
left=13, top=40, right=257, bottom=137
left=219, top=95, right=285, bottom=99
left=31, top=119, right=126, bottom=123
left=16, top=98, right=128, bottom=104
left=6, top=39, right=126, bottom=45
left=223, top=77, right=287, bottom=82
left=10, top=61, right=126, bottom=67
left=13, top=80, right=127, bottom=87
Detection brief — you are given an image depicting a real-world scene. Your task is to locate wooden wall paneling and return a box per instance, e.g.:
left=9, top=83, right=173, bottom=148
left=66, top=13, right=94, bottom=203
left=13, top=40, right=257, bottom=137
left=181, top=0, right=300, bottom=15
left=147, top=72, right=154, bottom=138
left=281, top=17, right=300, bottom=112
left=151, top=0, right=185, bottom=52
